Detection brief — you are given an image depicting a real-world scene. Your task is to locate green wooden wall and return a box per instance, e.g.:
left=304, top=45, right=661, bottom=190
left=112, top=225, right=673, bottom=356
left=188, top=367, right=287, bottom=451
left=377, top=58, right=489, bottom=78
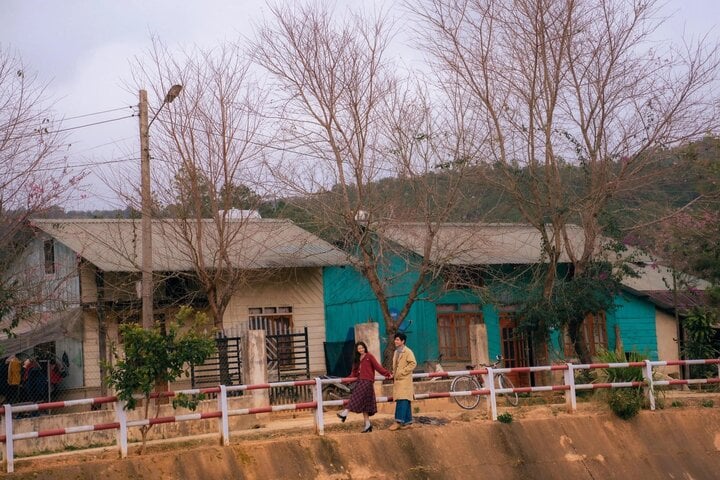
left=324, top=261, right=661, bottom=367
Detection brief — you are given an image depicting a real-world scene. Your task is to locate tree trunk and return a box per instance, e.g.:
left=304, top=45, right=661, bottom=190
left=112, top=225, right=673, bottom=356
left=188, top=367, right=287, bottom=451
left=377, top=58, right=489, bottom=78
left=568, top=318, right=592, bottom=364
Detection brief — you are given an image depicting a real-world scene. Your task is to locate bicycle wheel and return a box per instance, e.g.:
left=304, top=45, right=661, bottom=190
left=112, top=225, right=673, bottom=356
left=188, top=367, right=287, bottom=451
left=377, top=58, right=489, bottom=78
left=497, top=375, right=519, bottom=406
left=451, top=375, right=482, bottom=410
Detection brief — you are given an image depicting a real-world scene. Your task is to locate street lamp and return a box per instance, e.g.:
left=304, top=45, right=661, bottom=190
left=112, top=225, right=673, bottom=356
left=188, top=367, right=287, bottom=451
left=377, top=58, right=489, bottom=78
left=138, top=85, right=182, bottom=329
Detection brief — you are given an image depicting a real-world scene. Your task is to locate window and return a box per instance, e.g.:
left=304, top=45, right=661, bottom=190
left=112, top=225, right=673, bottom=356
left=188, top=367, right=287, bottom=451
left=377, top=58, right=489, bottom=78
left=249, top=306, right=293, bottom=334
left=249, top=306, right=294, bottom=367
left=564, top=312, right=608, bottom=358
left=436, top=304, right=482, bottom=361
left=44, top=239, right=55, bottom=275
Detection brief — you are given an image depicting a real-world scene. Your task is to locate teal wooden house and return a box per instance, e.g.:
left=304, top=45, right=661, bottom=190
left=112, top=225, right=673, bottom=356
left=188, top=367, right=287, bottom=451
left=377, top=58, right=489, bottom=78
left=323, top=223, right=707, bottom=385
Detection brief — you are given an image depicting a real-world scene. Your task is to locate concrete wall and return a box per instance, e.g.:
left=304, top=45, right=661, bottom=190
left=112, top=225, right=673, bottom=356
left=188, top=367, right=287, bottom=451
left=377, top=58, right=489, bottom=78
left=5, top=395, right=259, bottom=456
left=9, top=408, right=720, bottom=479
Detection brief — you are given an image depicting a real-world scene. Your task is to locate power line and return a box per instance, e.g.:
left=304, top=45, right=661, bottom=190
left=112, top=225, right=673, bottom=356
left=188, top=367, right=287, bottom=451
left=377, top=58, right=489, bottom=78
left=33, top=157, right=141, bottom=173
left=61, top=106, right=137, bottom=122
left=2, top=113, right=137, bottom=142
left=53, top=114, right=137, bottom=134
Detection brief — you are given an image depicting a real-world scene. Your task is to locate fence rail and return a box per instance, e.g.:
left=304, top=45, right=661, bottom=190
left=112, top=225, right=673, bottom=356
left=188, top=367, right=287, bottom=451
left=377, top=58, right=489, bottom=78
left=2, top=357, right=719, bottom=473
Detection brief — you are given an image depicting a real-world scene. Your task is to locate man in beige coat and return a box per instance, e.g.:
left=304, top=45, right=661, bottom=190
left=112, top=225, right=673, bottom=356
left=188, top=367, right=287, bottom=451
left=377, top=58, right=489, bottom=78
left=389, top=332, right=417, bottom=430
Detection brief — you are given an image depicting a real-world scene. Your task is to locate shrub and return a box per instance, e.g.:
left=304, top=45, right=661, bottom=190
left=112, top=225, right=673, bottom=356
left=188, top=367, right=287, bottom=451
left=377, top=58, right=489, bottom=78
left=497, top=412, right=513, bottom=424
left=594, top=350, right=646, bottom=420
left=606, top=388, right=643, bottom=420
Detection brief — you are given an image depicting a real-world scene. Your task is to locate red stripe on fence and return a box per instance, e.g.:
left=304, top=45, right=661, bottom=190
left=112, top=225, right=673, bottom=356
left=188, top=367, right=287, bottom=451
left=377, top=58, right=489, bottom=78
left=148, top=416, right=178, bottom=426
left=510, top=387, right=533, bottom=393
left=94, top=422, right=121, bottom=431
left=37, top=428, right=68, bottom=438
left=245, top=383, right=272, bottom=391
left=200, top=387, right=222, bottom=394
left=36, top=401, right=70, bottom=410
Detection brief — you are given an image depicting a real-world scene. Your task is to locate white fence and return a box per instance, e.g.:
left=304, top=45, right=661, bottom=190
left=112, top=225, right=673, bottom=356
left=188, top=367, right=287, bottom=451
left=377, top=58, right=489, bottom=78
left=2, top=358, right=719, bottom=473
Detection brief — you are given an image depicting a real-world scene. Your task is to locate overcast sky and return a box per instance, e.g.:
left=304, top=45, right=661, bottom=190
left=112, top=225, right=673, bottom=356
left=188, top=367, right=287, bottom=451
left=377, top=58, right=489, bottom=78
left=3, top=0, right=720, bottom=210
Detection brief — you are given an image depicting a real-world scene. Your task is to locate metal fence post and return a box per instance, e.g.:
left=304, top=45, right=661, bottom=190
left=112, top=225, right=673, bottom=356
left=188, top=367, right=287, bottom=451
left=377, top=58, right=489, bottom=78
left=314, top=377, right=325, bottom=436
left=643, top=360, right=656, bottom=411
left=564, top=364, right=577, bottom=412
left=115, top=399, right=127, bottom=458
left=3, top=404, right=13, bottom=473
left=219, top=385, right=230, bottom=446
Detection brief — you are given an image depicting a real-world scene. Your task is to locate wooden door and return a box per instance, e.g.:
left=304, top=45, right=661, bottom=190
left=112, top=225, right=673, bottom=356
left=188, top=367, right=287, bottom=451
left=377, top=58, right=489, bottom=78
left=499, top=313, right=530, bottom=387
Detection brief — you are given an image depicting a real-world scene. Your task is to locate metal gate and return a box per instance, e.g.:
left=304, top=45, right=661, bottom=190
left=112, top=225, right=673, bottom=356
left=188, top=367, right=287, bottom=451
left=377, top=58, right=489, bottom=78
left=190, top=335, right=242, bottom=389
left=267, top=327, right=311, bottom=404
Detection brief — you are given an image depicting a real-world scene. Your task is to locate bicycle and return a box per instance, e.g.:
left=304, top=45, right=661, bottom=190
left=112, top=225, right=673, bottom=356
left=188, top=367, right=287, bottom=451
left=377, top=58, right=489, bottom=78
left=319, top=376, right=353, bottom=401
left=450, top=355, right=519, bottom=409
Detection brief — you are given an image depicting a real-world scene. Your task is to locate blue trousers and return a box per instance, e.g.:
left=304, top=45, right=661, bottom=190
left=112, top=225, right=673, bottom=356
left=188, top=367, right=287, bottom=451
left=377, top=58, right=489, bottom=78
left=394, top=399, right=412, bottom=425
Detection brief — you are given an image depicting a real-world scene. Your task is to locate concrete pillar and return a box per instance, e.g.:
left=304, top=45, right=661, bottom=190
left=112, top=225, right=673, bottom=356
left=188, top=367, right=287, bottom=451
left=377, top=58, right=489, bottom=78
left=242, top=330, right=268, bottom=408
left=470, top=324, right=489, bottom=367
left=354, top=322, right=381, bottom=361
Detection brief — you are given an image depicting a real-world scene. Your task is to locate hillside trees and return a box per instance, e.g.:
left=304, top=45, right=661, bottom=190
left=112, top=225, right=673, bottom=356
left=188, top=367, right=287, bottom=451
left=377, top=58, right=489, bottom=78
left=0, top=46, right=85, bottom=332
left=251, top=3, right=480, bottom=365
left=413, top=0, right=720, bottom=362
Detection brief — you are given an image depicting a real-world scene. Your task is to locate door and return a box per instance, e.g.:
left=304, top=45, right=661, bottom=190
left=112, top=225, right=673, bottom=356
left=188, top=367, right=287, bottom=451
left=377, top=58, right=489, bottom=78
left=499, top=313, right=530, bottom=387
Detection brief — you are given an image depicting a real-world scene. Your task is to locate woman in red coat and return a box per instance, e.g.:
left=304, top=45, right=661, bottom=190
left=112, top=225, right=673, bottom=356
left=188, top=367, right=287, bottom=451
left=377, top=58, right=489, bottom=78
left=336, top=341, right=392, bottom=432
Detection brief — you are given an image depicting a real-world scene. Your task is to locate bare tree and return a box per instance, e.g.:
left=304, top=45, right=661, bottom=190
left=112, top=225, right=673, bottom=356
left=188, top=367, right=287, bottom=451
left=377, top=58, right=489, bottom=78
left=412, top=0, right=720, bottom=362
left=113, top=39, right=274, bottom=334
left=251, top=3, right=477, bottom=365
left=0, top=46, right=85, bottom=331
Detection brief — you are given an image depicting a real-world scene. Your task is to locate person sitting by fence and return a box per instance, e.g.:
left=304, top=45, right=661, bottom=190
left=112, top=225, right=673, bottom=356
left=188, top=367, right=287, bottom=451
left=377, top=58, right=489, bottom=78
left=5, top=355, right=22, bottom=404
left=336, top=341, right=392, bottom=433
left=49, top=358, right=66, bottom=398
left=21, top=358, right=48, bottom=405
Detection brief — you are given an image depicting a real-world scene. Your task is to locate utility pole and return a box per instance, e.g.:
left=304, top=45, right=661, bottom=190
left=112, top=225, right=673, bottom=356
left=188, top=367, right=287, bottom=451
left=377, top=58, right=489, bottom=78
left=138, top=85, right=182, bottom=330
left=139, top=89, right=153, bottom=329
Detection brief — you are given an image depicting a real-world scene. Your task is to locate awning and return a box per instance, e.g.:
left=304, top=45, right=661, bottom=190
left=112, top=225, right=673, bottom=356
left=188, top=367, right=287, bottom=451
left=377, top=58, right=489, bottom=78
left=0, top=308, right=83, bottom=357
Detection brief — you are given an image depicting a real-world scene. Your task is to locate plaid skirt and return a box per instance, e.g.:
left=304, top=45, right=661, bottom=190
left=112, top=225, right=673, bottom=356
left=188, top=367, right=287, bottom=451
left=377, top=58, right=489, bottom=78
left=346, top=379, right=378, bottom=416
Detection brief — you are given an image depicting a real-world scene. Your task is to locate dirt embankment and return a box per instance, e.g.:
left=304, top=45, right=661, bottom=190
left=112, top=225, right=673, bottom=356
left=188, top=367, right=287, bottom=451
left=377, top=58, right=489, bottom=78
left=7, top=407, right=720, bottom=479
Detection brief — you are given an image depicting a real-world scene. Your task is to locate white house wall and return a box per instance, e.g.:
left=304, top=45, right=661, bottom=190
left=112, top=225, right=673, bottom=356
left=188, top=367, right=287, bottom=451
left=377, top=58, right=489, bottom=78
left=224, top=267, right=327, bottom=375
left=7, top=236, right=81, bottom=311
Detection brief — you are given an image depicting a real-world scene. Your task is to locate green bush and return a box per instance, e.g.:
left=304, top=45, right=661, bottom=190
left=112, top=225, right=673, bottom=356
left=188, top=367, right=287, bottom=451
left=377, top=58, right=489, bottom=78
left=497, top=412, right=513, bottom=424
left=594, top=350, right=646, bottom=420
left=606, top=388, right=643, bottom=420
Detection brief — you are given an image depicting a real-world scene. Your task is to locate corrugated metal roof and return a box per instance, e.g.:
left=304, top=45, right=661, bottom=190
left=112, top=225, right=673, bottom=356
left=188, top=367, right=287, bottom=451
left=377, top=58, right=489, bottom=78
left=378, top=222, right=588, bottom=265
left=378, top=222, right=709, bottom=294
left=31, top=218, right=348, bottom=272
left=620, top=260, right=711, bottom=292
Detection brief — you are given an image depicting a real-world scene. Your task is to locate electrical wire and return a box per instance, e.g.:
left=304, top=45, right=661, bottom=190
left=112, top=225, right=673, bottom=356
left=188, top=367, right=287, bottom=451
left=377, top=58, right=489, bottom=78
left=32, top=157, right=141, bottom=173
left=52, top=114, right=137, bottom=134
left=61, top=106, right=137, bottom=122
left=2, top=113, right=137, bottom=142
